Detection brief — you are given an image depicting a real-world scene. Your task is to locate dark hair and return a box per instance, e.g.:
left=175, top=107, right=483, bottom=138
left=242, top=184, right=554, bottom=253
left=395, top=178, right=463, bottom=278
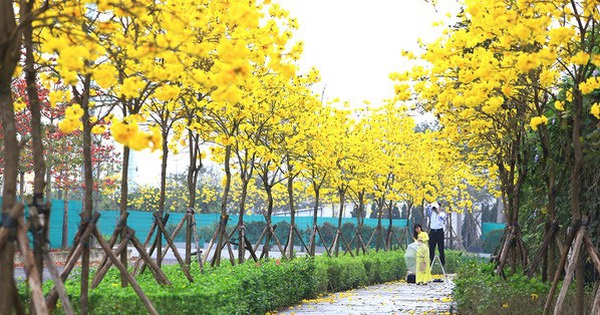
left=413, top=223, right=423, bottom=240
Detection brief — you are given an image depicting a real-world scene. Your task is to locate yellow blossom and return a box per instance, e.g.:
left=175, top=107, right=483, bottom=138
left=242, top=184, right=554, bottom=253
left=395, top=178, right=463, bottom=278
left=554, top=101, right=564, bottom=111
left=14, top=98, right=27, bottom=112
left=111, top=118, right=139, bottom=146
left=121, top=76, right=146, bottom=99
left=154, top=85, right=181, bottom=102
left=58, top=119, right=80, bottom=134
left=530, top=115, right=548, bottom=130
left=591, top=103, right=600, bottom=119
left=91, top=125, right=106, bottom=134
left=571, top=51, right=590, bottom=65
left=516, top=53, right=539, bottom=72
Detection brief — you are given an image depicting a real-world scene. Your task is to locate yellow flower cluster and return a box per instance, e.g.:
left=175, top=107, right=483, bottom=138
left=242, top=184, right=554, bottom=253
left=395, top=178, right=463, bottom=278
left=548, top=26, right=575, bottom=47
left=120, top=76, right=146, bottom=99
left=579, top=76, right=600, bottom=95
left=154, top=85, right=181, bottom=102
left=58, top=104, right=84, bottom=134
left=530, top=115, right=548, bottom=131
left=110, top=116, right=162, bottom=151
left=554, top=100, right=564, bottom=111
left=516, top=53, right=540, bottom=72
left=591, top=103, right=600, bottom=119
left=570, top=51, right=590, bottom=65
left=14, top=98, right=27, bottom=112
left=91, top=125, right=106, bottom=134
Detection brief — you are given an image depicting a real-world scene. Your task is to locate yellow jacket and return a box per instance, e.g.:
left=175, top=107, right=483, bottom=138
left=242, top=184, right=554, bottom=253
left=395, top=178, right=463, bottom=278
left=417, top=231, right=429, bottom=242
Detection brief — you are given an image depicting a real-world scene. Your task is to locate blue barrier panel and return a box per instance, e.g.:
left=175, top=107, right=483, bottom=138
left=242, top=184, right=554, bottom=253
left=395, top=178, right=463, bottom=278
left=481, top=222, right=505, bottom=242
left=1, top=198, right=408, bottom=248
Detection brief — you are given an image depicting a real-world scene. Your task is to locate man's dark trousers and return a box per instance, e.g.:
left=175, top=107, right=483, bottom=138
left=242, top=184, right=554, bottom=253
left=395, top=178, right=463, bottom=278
left=429, top=228, right=445, bottom=266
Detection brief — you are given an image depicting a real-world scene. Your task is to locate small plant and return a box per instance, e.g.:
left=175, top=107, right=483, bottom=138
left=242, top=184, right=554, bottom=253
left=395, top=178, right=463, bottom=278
left=453, top=259, right=596, bottom=314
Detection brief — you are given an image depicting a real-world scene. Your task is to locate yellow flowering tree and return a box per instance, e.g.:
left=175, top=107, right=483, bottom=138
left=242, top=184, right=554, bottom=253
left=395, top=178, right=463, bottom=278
left=397, top=1, right=600, bottom=313
left=292, top=105, right=332, bottom=255
left=196, top=1, right=302, bottom=266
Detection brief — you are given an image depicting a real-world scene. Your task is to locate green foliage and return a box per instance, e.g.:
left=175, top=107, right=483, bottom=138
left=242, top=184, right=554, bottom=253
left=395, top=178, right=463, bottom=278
left=32, top=250, right=410, bottom=314
left=453, top=258, right=596, bottom=314
left=430, top=250, right=465, bottom=275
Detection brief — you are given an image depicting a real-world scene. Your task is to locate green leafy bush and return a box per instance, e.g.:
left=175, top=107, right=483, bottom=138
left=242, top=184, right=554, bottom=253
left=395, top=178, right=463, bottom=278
left=453, top=258, right=596, bottom=314
left=31, top=249, right=408, bottom=314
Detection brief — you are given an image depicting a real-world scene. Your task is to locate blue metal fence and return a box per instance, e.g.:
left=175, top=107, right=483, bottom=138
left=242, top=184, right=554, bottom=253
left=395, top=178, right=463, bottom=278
left=44, top=199, right=407, bottom=248
left=1, top=198, right=507, bottom=248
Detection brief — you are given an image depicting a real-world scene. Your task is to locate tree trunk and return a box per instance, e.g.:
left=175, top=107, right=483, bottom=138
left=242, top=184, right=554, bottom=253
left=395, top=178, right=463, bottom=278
left=263, top=184, right=274, bottom=259
left=0, top=3, right=21, bottom=308
left=23, top=0, right=48, bottom=286
left=237, top=179, right=249, bottom=263
left=571, top=86, right=585, bottom=315
left=334, top=187, right=345, bottom=256
left=185, top=131, right=201, bottom=266
left=355, top=189, right=365, bottom=254
left=0, top=82, right=18, bottom=315
left=79, top=75, right=94, bottom=315
left=286, top=168, right=296, bottom=258
left=62, top=190, right=69, bottom=249
left=213, top=145, right=232, bottom=266
left=376, top=197, right=384, bottom=251
left=118, top=146, right=130, bottom=286
left=309, top=181, right=320, bottom=256
left=156, top=129, right=169, bottom=267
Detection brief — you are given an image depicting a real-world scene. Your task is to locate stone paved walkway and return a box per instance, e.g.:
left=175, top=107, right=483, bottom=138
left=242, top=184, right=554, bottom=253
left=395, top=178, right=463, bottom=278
left=277, top=275, right=457, bottom=315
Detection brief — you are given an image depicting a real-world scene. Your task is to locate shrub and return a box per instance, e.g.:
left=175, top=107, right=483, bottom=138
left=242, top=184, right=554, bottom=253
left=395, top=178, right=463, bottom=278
left=30, top=249, right=409, bottom=314
left=453, top=258, right=596, bottom=314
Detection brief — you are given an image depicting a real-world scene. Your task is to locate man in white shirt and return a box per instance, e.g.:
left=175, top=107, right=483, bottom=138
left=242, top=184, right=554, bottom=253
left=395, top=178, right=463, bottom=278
left=427, top=202, right=447, bottom=266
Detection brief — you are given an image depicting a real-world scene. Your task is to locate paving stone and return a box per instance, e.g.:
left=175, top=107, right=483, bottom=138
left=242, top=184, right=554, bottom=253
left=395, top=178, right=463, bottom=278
left=277, top=275, right=457, bottom=315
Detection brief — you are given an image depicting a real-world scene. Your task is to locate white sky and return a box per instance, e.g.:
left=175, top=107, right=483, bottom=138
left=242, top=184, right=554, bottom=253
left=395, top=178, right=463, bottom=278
left=132, top=1, right=461, bottom=186
left=277, top=0, right=461, bottom=105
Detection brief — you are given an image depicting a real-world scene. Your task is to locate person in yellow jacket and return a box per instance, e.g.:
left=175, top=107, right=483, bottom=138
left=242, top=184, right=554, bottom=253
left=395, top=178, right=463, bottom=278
left=413, top=224, right=432, bottom=284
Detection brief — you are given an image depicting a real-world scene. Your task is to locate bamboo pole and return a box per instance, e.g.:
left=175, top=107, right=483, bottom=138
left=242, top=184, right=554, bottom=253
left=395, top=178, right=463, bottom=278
left=14, top=204, right=48, bottom=315
left=244, top=236, right=259, bottom=261
left=155, top=216, right=194, bottom=282
left=338, top=231, right=354, bottom=257
left=46, top=212, right=100, bottom=312
left=542, top=225, right=579, bottom=315
left=267, top=223, right=287, bottom=258
left=190, top=214, right=203, bottom=271
left=293, top=226, right=310, bottom=253
left=252, top=226, right=268, bottom=254
left=159, top=213, right=187, bottom=261
left=128, top=229, right=171, bottom=285
left=91, top=230, right=133, bottom=289
left=96, top=213, right=129, bottom=273
left=92, top=228, right=159, bottom=315
left=137, top=214, right=170, bottom=276
left=202, top=224, right=221, bottom=265
left=553, top=227, right=585, bottom=315
left=583, top=235, right=600, bottom=315
left=43, top=253, right=74, bottom=315
left=316, top=227, right=331, bottom=257
left=132, top=221, right=157, bottom=275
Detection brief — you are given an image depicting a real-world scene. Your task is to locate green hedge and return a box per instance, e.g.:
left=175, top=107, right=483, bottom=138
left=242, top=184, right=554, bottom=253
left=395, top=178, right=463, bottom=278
left=22, top=250, right=407, bottom=314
